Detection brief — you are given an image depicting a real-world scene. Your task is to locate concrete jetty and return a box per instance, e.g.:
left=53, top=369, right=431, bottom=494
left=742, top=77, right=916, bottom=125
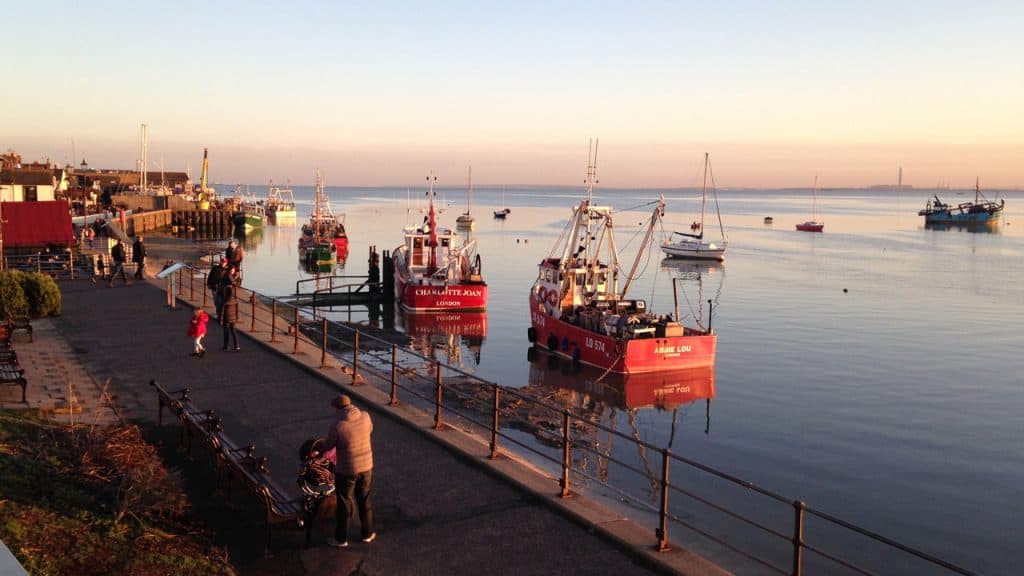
left=2, top=278, right=729, bottom=576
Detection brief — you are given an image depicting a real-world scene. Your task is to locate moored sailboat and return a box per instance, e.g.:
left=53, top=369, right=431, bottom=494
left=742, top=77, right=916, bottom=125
left=528, top=141, right=716, bottom=375
left=393, top=172, right=487, bottom=312
left=661, top=153, right=728, bottom=261
left=796, top=176, right=824, bottom=232
left=456, top=165, right=476, bottom=230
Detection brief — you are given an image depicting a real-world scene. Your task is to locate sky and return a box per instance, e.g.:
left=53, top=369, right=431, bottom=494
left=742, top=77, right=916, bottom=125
left=3, top=1, right=1022, bottom=189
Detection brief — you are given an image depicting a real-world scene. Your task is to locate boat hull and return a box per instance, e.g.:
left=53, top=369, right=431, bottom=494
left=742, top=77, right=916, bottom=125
left=528, top=294, right=716, bottom=374
left=396, top=280, right=488, bottom=312
left=660, top=241, right=726, bottom=261
left=923, top=212, right=1000, bottom=225
left=796, top=221, right=824, bottom=232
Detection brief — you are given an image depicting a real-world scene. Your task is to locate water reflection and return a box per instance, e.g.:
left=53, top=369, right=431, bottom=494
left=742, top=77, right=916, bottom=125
left=658, top=259, right=725, bottom=331
left=399, top=310, right=487, bottom=368
left=923, top=220, right=1002, bottom=234
left=234, top=226, right=263, bottom=250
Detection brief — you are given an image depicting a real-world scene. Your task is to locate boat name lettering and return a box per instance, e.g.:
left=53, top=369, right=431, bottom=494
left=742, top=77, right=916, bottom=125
left=654, top=345, right=692, bottom=354
left=584, top=337, right=606, bottom=352
left=436, top=300, right=460, bottom=307
left=413, top=288, right=484, bottom=297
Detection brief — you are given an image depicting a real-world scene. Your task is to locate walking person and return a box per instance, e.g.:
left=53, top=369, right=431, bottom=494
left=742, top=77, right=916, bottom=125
left=107, top=239, right=129, bottom=287
left=132, top=236, right=147, bottom=279
left=324, top=394, right=376, bottom=548
left=207, top=260, right=226, bottom=320
left=187, top=308, right=210, bottom=357
left=220, top=272, right=240, bottom=351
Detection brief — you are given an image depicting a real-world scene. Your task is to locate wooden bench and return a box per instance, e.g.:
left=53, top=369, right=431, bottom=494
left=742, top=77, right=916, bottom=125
left=0, top=360, right=27, bottom=403
left=6, top=316, right=32, bottom=343
left=150, top=380, right=328, bottom=555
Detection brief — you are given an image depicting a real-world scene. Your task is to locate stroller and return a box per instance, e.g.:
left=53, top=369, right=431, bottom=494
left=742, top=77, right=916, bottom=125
left=298, top=436, right=336, bottom=516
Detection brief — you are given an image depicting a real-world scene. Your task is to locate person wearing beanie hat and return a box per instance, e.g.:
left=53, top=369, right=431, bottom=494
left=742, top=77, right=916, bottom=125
left=324, top=394, right=375, bottom=547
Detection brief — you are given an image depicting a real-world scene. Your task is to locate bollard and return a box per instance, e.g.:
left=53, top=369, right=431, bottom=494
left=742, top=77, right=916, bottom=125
left=270, top=300, right=278, bottom=342
left=657, top=449, right=671, bottom=551
left=250, top=292, right=256, bottom=331
left=434, top=363, right=443, bottom=430
left=389, top=344, right=399, bottom=405
left=561, top=410, right=572, bottom=498
left=320, top=318, right=329, bottom=368
left=489, top=387, right=501, bottom=459
left=352, top=331, right=360, bottom=384
left=792, top=500, right=805, bottom=576
left=293, top=306, right=300, bottom=354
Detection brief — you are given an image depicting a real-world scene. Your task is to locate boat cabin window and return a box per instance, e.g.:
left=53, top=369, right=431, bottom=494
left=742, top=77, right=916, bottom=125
left=412, top=237, right=425, bottom=266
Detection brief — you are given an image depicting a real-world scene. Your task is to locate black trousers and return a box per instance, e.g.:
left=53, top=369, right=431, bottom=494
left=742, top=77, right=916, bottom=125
left=222, top=321, right=238, bottom=349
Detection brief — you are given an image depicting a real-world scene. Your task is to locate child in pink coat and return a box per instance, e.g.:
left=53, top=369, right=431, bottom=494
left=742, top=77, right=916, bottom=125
left=187, top=308, right=210, bottom=357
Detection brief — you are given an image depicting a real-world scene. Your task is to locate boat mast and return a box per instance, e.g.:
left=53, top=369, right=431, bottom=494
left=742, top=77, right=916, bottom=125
left=698, top=152, right=708, bottom=240
left=314, top=170, right=323, bottom=243
left=620, top=196, right=665, bottom=298
left=426, top=171, right=438, bottom=275
left=466, top=165, right=472, bottom=215
left=812, top=175, right=819, bottom=221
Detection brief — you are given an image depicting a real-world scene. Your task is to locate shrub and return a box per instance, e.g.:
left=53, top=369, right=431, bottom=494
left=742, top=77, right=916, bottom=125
left=18, top=272, right=62, bottom=316
left=0, top=270, right=29, bottom=317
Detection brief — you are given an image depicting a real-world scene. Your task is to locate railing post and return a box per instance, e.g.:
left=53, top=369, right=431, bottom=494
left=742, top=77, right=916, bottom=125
left=177, top=267, right=183, bottom=293
left=249, top=292, right=256, bottom=331
left=489, top=387, right=500, bottom=459
left=560, top=410, right=572, bottom=498
left=293, top=306, right=300, bottom=354
left=433, top=363, right=443, bottom=430
left=202, top=273, right=208, bottom=308
left=320, top=318, right=329, bottom=368
left=270, top=300, right=278, bottom=342
left=792, top=500, right=805, bottom=576
left=657, top=448, right=671, bottom=551
left=389, top=344, right=399, bottom=405
left=352, top=330, right=360, bottom=384
left=190, top=268, right=194, bottom=300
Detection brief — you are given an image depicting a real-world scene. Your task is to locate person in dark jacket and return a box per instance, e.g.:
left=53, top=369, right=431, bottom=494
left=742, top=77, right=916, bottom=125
left=220, top=273, right=240, bottom=351
left=132, top=236, right=147, bottom=279
left=107, top=239, right=128, bottom=287
left=323, top=394, right=375, bottom=547
left=207, top=261, right=226, bottom=319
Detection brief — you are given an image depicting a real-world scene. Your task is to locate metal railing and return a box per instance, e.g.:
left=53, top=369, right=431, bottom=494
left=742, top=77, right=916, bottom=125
left=172, top=263, right=978, bottom=576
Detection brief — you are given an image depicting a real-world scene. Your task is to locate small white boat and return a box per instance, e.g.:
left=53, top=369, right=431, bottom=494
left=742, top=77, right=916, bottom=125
left=661, top=153, right=728, bottom=261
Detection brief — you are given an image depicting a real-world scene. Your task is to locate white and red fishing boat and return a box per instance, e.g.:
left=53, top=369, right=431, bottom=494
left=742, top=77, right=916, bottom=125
left=392, top=173, right=487, bottom=312
left=528, top=142, right=716, bottom=374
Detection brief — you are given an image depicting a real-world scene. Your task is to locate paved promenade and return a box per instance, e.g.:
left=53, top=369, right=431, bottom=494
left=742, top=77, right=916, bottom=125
left=3, top=277, right=729, bottom=576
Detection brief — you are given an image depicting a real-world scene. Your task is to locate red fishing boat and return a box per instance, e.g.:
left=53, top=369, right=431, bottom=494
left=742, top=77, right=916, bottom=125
left=526, top=348, right=715, bottom=410
left=393, top=173, right=487, bottom=312
left=527, top=142, right=716, bottom=374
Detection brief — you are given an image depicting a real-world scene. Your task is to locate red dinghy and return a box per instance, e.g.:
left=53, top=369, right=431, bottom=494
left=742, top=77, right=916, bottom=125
left=393, top=173, right=487, bottom=312
left=527, top=142, right=716, bottom=375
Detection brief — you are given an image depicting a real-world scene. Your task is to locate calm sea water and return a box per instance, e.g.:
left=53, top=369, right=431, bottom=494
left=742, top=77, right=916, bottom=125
left=224, top=184, right=1022, bottom=574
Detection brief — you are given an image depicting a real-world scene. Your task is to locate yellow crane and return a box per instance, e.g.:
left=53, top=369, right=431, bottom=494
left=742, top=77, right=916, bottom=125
left=196, top=148, right=213, bottom=210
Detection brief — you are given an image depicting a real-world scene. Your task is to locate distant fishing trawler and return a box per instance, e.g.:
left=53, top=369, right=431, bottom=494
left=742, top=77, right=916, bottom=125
left=918, top=179, right=1004, bottom=225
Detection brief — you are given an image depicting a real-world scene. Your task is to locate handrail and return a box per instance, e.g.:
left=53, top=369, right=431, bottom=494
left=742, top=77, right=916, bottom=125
left=176, top=262, right=978, bottom=576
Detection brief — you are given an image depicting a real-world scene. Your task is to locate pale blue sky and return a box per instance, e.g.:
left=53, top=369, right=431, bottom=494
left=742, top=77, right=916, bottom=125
left=3, top=1, right=1022, bottom=187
